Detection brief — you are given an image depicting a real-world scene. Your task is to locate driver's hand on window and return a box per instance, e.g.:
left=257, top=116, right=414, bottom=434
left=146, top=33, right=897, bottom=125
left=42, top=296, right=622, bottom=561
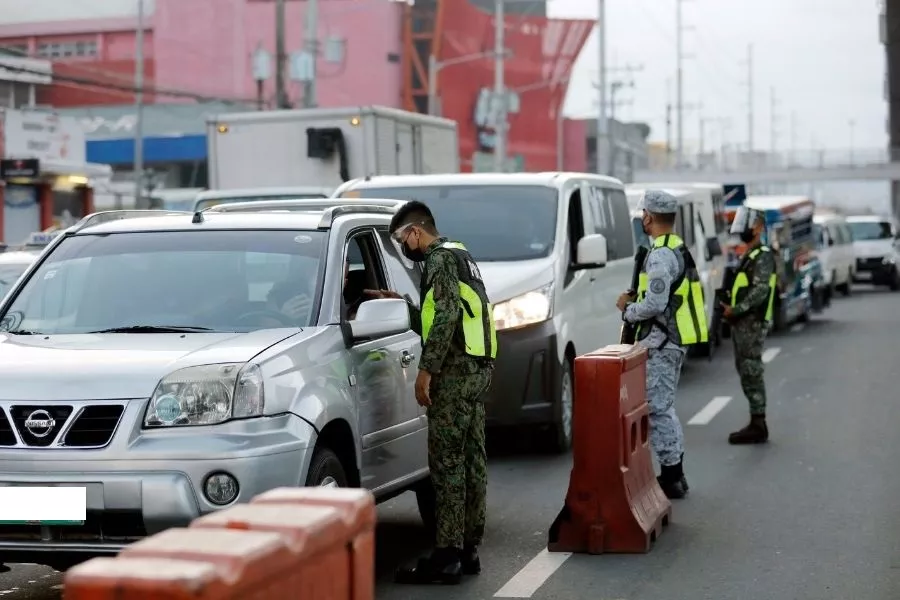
left=363, top=289, right=402, bottom=300
left=281, top=294, right=313, bottom=319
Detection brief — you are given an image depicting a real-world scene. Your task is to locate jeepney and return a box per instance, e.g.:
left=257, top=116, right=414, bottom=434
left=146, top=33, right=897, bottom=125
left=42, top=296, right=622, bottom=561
left=722, top=194, right=829, bottom=333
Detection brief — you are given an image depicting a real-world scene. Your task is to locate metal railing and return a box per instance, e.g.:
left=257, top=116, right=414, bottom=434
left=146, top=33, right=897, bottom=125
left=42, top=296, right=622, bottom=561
left=645, top=147, right=900, bottom=173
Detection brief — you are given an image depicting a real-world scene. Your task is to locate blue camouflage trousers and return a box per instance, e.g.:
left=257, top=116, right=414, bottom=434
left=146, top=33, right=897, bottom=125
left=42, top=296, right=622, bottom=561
left=646, top=347, right=686, bottom=466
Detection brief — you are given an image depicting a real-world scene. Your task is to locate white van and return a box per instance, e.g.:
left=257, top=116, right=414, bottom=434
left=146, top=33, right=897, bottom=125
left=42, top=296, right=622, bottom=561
left=846, top=215, right=900, bottom=290
left=626, top=186, right=716, bottom=357
left=813, top=213, right=855, bottom=298
left=332, top=172, right=635, bottom=452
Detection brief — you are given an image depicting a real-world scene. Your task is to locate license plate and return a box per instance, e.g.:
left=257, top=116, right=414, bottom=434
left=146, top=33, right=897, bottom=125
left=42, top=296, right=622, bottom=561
left=0, top=486, right=86, bottom=525
left=856, top=271, right=872, bottom=280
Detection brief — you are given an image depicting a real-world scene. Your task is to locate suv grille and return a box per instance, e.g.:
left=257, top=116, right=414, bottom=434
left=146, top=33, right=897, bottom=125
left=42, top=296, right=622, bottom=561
left=10, top=405, right=73, bottom=447
left=0, top=510, right=146, bottom=544
left=63, top=405, right=125, bottom=447
left=0, top=411, right=15, bottom=446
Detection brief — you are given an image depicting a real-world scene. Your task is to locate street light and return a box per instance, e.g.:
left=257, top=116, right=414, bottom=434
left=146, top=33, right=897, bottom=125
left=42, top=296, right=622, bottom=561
left=427, top=50, right=509, bottom=117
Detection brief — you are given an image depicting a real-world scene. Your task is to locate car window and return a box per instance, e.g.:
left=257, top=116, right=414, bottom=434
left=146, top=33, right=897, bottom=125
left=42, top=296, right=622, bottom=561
left=847, top=220, right=892, bottom=241
left=604, top=188, right=634, bottom=259
left=0, top=264, right=30, bottom=299
left=348, top=185, right=558, bottom=262
left=678, top=204, right=695, bottom=248
left=711, top=191, right=728, bottom=235
left=0, top=230, right=326, bottom=335
left=813, top=224, right=825, bottom=248
left=343, top=230, right=389, bottom=321
left=839, top=224, right=852, bottom=245
left=377, top=229, right=422, bottom=304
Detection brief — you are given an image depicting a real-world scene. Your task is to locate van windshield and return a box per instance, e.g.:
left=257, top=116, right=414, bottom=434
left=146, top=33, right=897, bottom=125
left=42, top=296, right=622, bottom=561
left=847, top=220, right=892, bottom=241
left=812, top=224, right=824, bottom=248
left=349, top=185, right=558, bottom=261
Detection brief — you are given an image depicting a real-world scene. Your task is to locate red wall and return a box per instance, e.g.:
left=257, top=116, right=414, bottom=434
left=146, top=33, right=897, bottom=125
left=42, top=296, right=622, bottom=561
left=39, top=59, right=156, bottom=107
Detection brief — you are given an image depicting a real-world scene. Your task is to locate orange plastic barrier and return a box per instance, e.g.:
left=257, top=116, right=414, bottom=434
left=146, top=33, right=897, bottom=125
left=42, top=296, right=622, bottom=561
left=547, top=344, right=671, bottom=554
left=63, top=487, right=375, bottom=600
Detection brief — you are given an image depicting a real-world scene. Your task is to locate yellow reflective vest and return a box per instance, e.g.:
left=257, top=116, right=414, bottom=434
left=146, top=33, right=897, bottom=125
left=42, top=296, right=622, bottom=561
left=635, top=233, right=709, bottom=346
left=731, top=245, right=777, bottom=322
left=421, top=241, right=498, bottom=360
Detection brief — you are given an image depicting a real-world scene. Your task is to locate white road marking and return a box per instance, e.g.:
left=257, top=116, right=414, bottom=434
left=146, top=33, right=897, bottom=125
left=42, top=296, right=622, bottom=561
left=762, top=347, right=781, bottom=364
left=687, top=396, right=733, bottom=426
left=790, top=323, right=805, bottom=333
left=494, top=548, right=571, bottom=598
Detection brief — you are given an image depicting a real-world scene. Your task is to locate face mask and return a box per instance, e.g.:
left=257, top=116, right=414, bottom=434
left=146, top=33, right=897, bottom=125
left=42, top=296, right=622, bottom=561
left=739, top=229, right=755, bottom=244
left=402, top=243, right=426, bottom=263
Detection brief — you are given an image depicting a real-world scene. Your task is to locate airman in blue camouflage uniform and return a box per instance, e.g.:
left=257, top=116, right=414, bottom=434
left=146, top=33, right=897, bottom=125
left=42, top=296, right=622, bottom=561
left=368, top=201, right=496, bottom=586
left=617, top=190, right=689, bottom=499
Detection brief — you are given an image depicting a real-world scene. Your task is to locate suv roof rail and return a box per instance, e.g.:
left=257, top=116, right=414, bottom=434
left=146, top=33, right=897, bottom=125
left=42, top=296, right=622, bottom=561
left=205, top=198, right=407, bottom=214
left=317, top=204, right=404, bottom=229
left=73, top=210, right=192, bottom=232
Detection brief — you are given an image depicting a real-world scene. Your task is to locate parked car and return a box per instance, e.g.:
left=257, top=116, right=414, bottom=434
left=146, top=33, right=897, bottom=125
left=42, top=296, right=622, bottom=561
left=0, top=206, right=432, bottom=569
left=334, top=172, right=629, bottom=452
left=813, top=213, right=856, bottom=298
left=846, top=215, right=900, bottom=291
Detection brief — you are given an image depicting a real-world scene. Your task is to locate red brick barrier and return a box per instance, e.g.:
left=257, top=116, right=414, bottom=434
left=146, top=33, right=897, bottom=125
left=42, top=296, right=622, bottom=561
left=63, top=487, right=375, bottom=600
left=547, top=344, right=671, bottom=554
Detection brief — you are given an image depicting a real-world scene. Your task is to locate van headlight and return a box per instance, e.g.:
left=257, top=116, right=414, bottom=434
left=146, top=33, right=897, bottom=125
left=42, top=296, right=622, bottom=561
left=493, top=285, right=552, bottom=331
left=144, top=363, right=265, bottom=428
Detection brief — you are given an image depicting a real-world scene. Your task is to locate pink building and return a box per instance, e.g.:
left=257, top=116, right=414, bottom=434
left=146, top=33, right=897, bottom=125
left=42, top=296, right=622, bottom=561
left=0, top=0, right=406, bottom=109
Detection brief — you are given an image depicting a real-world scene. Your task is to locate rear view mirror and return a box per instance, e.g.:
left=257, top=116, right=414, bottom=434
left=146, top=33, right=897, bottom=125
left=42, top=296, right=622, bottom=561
left=827, top=238, right=834, bottom=246
left=706, top=236, right=723, bottom=258
left=574, top=234, right=608, bottom=269
left=350, top=298, right=410, bottom=342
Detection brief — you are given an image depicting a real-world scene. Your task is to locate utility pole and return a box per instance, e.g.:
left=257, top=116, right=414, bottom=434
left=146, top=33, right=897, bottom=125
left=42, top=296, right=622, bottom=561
left=665, top=78, right=672, bottom=168
left=133, top=0, right=145, bottom=208
left=596, top=0, right=608, bottom=175
left=742, top=44, right=754, bottom=153
left=607, top=79, right=634, bottom=176
left=674, top=0, right=695, bottom=168
left=275, top=0, right=289, bottom=108
left=789, top=111, right=797, bottom=167
left=769, top=86, right=780, bottom=163
left=493, top=0, right=506, bottom=172
left=302, top=0, right=319, bottom=108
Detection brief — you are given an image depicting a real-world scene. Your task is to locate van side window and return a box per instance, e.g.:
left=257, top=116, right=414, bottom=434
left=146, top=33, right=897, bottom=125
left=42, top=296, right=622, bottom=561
left=566, top=188, right=586, bottom=273
left=678, top=204, right=695, bottom=248
left=603, top=188, right=634, bottom=260
left=712, top=191, right=728, bottom=235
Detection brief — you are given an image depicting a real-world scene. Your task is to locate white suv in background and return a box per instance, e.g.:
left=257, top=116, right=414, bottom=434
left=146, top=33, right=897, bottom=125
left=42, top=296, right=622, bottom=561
left=847, top=215, right=900, bottom=291
left=813, top=213, right=855, bottom=298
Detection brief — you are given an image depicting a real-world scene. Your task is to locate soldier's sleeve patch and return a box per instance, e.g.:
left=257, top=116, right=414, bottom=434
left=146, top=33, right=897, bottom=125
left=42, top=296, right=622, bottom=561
left=649, top=278, right=666, bottom=294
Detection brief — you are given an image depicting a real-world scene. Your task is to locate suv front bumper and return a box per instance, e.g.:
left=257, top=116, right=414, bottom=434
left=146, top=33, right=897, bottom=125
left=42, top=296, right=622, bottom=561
left=0, top=411, right=316, bottom=557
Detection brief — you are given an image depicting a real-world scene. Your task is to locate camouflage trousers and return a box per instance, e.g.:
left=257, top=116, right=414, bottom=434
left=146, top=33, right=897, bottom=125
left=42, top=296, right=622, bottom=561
left=732, top=319, right=768, bottom=415
left=646, top=347, right=686, bottom=467
left=427, top=369, right=492, bottom=549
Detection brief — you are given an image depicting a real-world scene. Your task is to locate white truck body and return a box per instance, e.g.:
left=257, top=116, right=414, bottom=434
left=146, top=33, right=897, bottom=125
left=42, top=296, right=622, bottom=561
left=206, top=106, right=460, bottom=191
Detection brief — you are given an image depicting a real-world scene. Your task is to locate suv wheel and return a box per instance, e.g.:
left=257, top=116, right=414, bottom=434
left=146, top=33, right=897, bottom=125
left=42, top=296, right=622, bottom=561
left=837, top=269, right=852, bottom=296
left=890, top=267, right=900, bottom=292
left=305, top=447, right=348, bottom=488
left=415, top=478, right=437, bottom=537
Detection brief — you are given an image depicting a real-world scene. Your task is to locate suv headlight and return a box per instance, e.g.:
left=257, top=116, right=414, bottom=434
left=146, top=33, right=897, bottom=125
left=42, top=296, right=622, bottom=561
left=144, top=363, right=265, bottom=428
left=883, top=255, right=897, bottom=265
left=493, top=284, right=553, bottom=331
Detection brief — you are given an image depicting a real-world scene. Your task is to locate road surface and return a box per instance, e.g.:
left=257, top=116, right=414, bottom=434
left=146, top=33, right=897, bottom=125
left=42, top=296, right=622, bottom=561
left=1, top=285, right=897, bottom=599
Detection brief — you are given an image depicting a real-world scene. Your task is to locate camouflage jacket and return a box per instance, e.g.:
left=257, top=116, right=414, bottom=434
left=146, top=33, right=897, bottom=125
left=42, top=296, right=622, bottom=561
left=732, top=243, right=777, bottom=320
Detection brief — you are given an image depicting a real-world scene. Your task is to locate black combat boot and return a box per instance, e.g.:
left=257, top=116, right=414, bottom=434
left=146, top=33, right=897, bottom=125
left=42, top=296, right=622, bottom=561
left=656, top=460, right=688, bottom=499
left=679, top=453, right=689, bottom=492
left=728, top=415, right=769, bottom=445
left=394, top=547, right=462, bottom=585
left=461, top=543, right=481, bottom=575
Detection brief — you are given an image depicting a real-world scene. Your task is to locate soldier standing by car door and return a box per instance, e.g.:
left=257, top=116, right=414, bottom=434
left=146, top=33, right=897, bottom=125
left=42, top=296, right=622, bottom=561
left=365, top=200, right=497, bottom=585
left=616, top=190, right=708, bottom=500
left=720, top=206, right=777, bottom=444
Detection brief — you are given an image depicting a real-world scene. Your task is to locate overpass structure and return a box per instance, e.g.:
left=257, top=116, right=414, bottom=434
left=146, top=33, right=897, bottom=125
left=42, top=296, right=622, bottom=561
left=633, top=147, right=900, bottom=184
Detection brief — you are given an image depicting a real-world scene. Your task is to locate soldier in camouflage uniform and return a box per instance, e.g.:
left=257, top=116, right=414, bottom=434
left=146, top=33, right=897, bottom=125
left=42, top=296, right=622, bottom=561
left=721, top=205, right=776, bottom=444
left=367, top=200, right=496, bottom=585
left=617, top=190, right=691, bottom=500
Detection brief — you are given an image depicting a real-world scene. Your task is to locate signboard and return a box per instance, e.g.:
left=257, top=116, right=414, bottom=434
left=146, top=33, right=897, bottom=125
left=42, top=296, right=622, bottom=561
left=2, top=109, right=86, bottom=164
left=0, top=158, right=39, bottom=179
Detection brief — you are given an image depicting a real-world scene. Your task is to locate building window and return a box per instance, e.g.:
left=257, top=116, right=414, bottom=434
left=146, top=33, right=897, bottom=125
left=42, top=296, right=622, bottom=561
left=0, top=44, right=28, bottom=57
left=36, top=40, right=97, bottom=59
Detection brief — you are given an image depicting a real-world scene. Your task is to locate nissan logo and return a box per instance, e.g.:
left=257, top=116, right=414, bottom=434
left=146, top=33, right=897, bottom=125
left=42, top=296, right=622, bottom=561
left=24, top=410, right=55, bottom=438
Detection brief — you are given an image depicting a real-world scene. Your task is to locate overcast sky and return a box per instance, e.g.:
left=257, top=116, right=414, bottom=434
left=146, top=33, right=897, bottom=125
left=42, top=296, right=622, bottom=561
left=550, top=0, right=886, bottom=155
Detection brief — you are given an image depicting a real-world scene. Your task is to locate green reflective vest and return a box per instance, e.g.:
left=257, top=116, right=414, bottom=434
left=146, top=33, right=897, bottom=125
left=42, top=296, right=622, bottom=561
left=731, top=246, right=777, bottom=322
left=421, top=241, right=498, bottom=360
left=635, top=233, right=709, bottom=346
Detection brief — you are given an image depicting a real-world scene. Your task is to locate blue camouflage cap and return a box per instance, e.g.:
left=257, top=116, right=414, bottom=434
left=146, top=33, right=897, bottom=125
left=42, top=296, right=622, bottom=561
left=642, top=190, right=678, bottom=214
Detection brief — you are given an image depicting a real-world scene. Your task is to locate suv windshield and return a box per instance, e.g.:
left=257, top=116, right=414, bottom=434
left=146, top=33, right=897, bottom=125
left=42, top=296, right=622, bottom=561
left=0, top=264, right=29, bottom=299
left=847, top=220, right=892, bottom=241
left=0, top=230, right=326, bottom=335
left=349, top=185, right=557, bottom=261
left=194, top=194, right=328, bottom=212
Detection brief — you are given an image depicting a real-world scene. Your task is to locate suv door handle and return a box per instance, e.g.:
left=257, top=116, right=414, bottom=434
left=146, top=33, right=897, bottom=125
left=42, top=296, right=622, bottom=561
left=400, top=351, right=415, bottom=368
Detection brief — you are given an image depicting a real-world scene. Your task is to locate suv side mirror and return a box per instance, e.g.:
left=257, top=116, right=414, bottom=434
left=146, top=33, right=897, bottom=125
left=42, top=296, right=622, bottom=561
left=574, top=233, right=608, bottom=269
left=706, top=236, right=723, bottom=258
left=350, top=298, right=411, bottom=342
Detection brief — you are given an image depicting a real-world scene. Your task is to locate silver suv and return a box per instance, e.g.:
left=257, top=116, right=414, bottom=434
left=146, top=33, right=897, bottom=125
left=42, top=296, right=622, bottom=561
left=0, top=206, right=432, bottom=569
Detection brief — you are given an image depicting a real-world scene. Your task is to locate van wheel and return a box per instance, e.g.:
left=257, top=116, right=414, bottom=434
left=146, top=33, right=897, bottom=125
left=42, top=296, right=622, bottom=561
left=415, top=478, right=437, bottom=538
left=305, top=447, right=348, bottom=488
left=545, top=357, right=574, bottom=453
